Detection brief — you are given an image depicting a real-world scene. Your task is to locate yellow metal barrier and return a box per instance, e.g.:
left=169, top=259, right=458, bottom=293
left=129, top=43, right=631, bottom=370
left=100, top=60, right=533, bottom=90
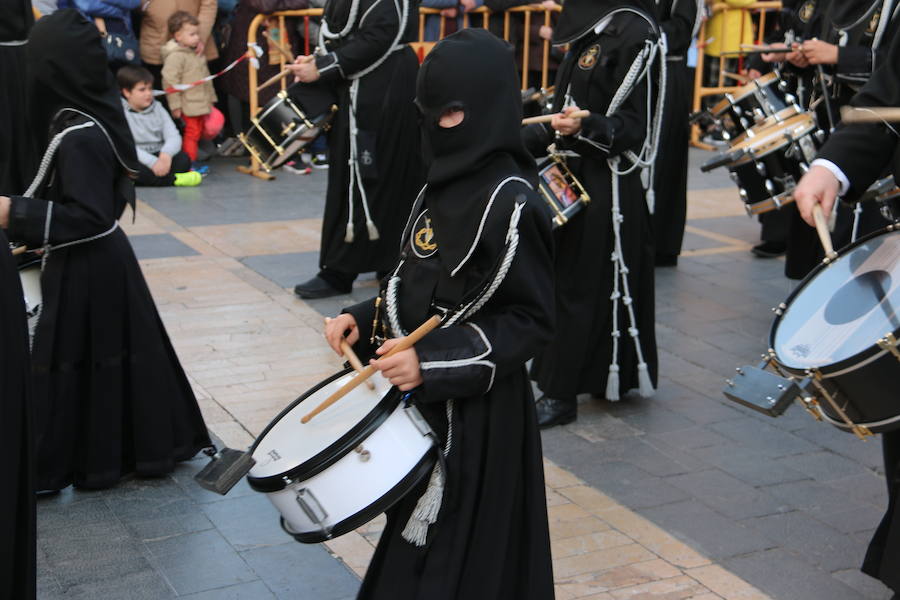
left=691, top=1, right=782, bottom=149
left=238, top=4, right=560, bottom=178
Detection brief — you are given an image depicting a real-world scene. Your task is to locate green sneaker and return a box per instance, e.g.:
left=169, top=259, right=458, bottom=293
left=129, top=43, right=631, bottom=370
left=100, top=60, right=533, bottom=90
left=174, top=171, right=202, bottom=187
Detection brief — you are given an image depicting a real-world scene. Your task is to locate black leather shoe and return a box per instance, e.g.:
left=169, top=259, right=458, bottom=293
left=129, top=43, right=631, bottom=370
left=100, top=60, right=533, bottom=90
left=751, top=241, right=787, bottom=258
left=535, top=395, right=577, bottom=429
left=293, top=276, right=350, bottom=299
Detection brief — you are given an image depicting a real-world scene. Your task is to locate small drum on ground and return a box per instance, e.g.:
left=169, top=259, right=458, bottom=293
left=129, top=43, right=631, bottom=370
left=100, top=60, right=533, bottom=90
left=239, top=82, right=337, bottom=172
left=702, top=113, right=824, bottom=215
left=724, top=225, right=900, bottom=438
left=537, top=154, right=591, bottom=228
left=710, top=72, right=801, bottom=139
left=246, top=368, right=436, bottom=542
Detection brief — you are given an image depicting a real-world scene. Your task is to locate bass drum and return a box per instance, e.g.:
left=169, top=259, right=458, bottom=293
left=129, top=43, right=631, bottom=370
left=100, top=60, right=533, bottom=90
left=246, top=368, right=435, bottom=542
left=770, top=225, right=900, bottom=433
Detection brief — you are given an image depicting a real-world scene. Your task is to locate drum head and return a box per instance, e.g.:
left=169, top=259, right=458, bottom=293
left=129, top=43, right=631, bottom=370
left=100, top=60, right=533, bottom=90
left=249, top=369, right=396, bottom=481
left=772, top=228, right=900, bottom=370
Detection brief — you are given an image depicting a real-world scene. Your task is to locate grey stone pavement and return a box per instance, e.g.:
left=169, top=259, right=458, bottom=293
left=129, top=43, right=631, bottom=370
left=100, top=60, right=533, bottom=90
left=36, top=151, right=895, bottom=599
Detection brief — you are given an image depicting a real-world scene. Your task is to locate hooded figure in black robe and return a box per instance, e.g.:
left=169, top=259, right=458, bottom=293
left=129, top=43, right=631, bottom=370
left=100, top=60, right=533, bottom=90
left=798, top=27, right=900, bottom=596
left=0, top=232, right=35, bottom=599
left=337, top=28, right=556, bottom=600
left=524, top=0, right=662, bottom=426
left=0, top=9, right=211, bottom=492
left=0, top=0, right=37, bottom=193
left=291, top=0, right=425, bottom=298
left=651, top=0, right=701, bottom=266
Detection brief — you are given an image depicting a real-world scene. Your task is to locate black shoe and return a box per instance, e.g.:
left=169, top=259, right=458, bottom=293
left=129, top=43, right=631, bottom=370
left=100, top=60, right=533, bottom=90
left=751, top=241, right=787, bottom=258
left=535, top=395, right=577, bottom=429
left=293, top=276, right=350, bottom=299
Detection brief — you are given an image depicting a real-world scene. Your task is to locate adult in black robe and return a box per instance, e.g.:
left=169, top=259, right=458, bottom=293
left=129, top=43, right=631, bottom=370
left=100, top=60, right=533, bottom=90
left=794, top=26, right=900, bottom=598
left=651, top=0, right=701, bottom=267
left=0, top=10, right=211, bottom=492
left=0, top=233, right=35, bottom=599
left=0, top=0, right=37, bottom=194
left=525, top=0, right=662, bottom=426
left=289, top=0, right=424, bottom=298
left=325, top=29, right=555, bottom=599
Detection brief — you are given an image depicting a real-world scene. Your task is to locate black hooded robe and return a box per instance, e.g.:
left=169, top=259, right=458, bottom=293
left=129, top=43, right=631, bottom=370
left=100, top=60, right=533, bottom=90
left=0, top=232, right=35, bottom=600
left=527, top=2, right=661, bottom=400
left=810, top=26, right=900, bottom=596
left=306, top=0, right=424, bottom=284
left=341, top=30, right=556, bottom=600
left=4, top=10, right=211, bottom=491
left=0, top=0, right=37, bottom=194
left=652, top=0, right=700, bottom=264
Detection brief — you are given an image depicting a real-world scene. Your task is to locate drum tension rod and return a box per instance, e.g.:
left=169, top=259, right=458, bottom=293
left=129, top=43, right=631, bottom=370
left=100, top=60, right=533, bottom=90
left=877, top=332, right=900, bottom=363
left=805, top=368, right=873, bottom=440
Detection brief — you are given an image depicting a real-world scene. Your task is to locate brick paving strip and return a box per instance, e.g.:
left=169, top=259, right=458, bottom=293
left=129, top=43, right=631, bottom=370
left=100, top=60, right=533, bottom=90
left=122, top=198, right=773, bottom=600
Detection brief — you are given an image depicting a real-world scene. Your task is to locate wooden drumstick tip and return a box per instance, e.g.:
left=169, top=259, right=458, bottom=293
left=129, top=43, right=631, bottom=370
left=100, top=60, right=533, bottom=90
left=812, top=204, right=838, bottom=260
left=522, top=109, right=590, bottom=126
left=11, top=245, right=27, bottom=256
left=341, top=339, right=375, bottom=390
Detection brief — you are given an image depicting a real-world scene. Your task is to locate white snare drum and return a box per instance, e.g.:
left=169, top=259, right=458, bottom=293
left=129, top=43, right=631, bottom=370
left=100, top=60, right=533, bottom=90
left=18, top=259, right=41, bottom=336
left=247, top=368, right=435, bottom=543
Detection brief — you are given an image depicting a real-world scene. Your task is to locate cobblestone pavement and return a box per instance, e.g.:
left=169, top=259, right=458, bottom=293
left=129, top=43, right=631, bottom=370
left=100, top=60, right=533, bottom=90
left=36, top=152, right=893, bottom=599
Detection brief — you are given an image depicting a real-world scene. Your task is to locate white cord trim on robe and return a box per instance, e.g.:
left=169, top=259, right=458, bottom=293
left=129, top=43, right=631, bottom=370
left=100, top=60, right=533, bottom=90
left=593, top=19, right=663, bottom=400
left=0, top=40, right=27, bottom=46
left=399, top=196, right=526, bottom=546
left=337, top=0, right=410, bottom=243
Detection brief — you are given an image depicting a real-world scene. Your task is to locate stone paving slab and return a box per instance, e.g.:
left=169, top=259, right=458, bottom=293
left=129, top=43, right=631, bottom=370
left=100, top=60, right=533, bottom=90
left=36, top=151, right=895, bottom=599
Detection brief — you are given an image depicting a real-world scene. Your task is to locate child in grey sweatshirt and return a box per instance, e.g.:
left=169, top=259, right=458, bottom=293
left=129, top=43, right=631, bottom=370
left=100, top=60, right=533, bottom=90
left=117, top=65, right=200, bottom=187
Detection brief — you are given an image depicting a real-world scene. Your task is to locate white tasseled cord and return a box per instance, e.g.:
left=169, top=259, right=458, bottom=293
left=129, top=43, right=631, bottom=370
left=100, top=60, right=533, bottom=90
left=25, top=121, right=95, bottom=197
left=402, top=399, right=453, bottom=546
left=339, top=0, right=409, bottom=243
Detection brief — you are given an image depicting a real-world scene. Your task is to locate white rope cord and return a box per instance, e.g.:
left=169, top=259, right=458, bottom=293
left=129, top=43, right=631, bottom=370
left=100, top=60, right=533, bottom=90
left=340, top=0, right=410, bottom=243
left=25, top=121, right=95, bottom=197
left=320, top=0, right=361, bottom=40
left=597, top=18, right=663, bottom=400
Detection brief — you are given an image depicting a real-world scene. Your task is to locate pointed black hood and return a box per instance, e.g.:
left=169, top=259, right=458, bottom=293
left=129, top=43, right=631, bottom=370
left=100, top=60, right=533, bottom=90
left=414, top=28, right=536, bottom=274
left=552, top=0, right=655, bottom=45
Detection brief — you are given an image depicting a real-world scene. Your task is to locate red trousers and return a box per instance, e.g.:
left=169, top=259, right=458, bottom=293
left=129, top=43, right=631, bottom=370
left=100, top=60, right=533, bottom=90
left=182, top=115, right=204, bottom=162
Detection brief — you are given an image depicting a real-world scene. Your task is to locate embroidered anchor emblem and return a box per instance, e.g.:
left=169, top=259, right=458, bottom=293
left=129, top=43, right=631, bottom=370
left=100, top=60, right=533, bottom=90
left=579, top=44, right=600, bottom=70
left=414, top=217, right=437, bottom=253
left=361, top=150, right=374, bottom=166
left=868, top=11, right=881, bottom=34
left=799, top=0, right=816, bottom=23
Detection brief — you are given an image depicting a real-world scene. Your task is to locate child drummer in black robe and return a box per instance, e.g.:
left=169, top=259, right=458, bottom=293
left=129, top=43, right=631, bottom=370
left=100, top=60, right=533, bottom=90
left=324, top=28, right=556, bottom=600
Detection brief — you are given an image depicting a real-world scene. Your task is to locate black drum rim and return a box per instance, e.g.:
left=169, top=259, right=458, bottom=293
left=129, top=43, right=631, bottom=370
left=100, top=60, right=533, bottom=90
left=769, top=224, right=900, bottom=377
left=246, top=368, right=402, bottom=493
left=278, top=451, right=436, bottom=544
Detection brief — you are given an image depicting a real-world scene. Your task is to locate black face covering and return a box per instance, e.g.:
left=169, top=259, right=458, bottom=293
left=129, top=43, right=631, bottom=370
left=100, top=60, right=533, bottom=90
left=0, top=0, right=33, bottom=42
left=414, top=29, right=535, bottom=273
left=26, top=9, right=138, bottom=174
left=552, top=0, right=654, bottom=45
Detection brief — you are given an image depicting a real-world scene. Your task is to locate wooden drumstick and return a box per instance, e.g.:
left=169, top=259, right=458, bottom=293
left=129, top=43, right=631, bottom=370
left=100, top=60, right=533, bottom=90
left=262, top=30, right=295, bottom=62
left=840, top=106, right=900, bottom=123
left=256, top=67, right=292, bottom=92
left=301, top=315, right=442, bottom=424
left=522, top=109, right=590, bottom=125
left=341, top=340, right=375, bottom=390
left=812, top=204, right=838, bottom=260
left=11, top=246, right=27, bottom=256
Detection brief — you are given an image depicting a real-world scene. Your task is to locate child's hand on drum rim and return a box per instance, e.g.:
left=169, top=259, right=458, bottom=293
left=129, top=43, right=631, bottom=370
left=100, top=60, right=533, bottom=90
left=324, top=314, right=359, bottom=356
left=371, top=339, right=423, bottom=391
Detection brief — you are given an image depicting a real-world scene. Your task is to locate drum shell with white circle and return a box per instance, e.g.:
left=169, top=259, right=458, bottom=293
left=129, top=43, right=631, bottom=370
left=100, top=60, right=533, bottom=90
left=712, top=72, right=795, bottom=137
left=266, top=404, right=434, bottom=542
left=770, top=225, right=900, bottom=433
left=246, top=368, right=436, bottom=543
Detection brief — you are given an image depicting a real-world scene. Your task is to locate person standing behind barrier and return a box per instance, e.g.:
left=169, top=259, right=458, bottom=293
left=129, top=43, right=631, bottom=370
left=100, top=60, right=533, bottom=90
left=525, top=0, right=663, bottom=427
left=288, top=0, right=424, bottom=299
left=140, top=0, right=219, bottom=91
left=652, top=0, right=702, bottom=267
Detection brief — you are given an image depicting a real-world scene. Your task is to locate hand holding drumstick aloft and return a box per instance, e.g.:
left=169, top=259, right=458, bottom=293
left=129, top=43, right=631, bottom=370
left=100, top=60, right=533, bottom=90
left=522, top=106, right=589, bottom=133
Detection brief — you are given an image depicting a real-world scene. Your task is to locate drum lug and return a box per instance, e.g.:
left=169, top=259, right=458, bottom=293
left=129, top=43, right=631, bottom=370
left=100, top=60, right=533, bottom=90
left=804, top=369, right=873, bottom=440
left=771, top=302, right=787, bottom=316
left=877, top=333, right=900, bottom=362
left=354, top=445, right=371, bottom=462
left=755, top=162, right=767, bottom=176
left=295, top=487, right=330, bottom=529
